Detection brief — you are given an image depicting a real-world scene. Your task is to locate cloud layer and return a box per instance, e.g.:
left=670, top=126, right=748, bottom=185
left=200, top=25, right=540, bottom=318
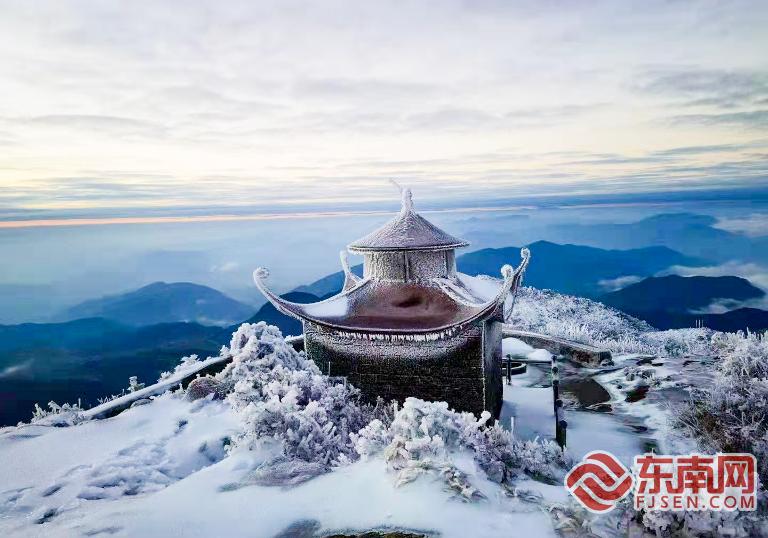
left=1, top=0, right=767, bottom=214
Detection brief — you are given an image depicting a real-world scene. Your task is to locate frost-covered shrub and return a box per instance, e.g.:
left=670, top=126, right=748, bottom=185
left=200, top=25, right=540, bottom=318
left=353, top=398, right=570, bottom=491
left=212, top=324, right=570, bottom=491
left=635, top=493, right=768, bottom=538
left=351, top=418, right=391, bottom=459
left=641, top=328, right=712, bottom=357
left=677, top=331, right=768, bottom=484
left=632, top=330, right=768, bottom=537
left=217, top=322, right=377, bottom=469
left=167, top=353, right=207, bottom=378
left=29, top=401, right=85, bottom=427
left=127, top=375, right=145, bottom=393
left=511, top=287, right=651, bottom=347
left=510, top=287, right=712, bottom=356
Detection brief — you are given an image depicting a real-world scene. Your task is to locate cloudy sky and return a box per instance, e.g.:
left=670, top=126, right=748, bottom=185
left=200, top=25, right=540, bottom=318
left=1, top=0, right=767, bottom=219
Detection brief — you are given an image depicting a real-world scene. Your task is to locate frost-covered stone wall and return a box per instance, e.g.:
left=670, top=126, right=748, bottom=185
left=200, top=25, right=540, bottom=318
left=304, top=320, right=502, bottom=418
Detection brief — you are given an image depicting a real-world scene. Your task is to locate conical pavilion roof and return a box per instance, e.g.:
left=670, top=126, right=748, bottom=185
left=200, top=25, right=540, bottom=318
left=348, top=189, right=468, bottom=253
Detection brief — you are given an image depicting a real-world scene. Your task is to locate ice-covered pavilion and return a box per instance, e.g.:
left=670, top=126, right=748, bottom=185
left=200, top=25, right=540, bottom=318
left=253, top=187, right=529, bottom=418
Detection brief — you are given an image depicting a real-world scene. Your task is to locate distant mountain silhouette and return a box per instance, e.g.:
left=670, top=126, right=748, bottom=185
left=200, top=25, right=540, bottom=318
left=0, top=283, right=79, bottom=325
left=0, top=317, right=125, bottom=353
left=0, top=318, right=226, bottom=427
left=293, top=241, right=705, bottom=299
left=458, top=241, right=705, bottom=297
left=597, top=275, right=768, bottom=332
left=545, top=213, right=767, bottom=264
left=0, top=287, right=335, bottom=426
left=294, top=266, right=363, bottom=298
left=631, top=308, right=768, bottom=332
left=59, top=282, right=255, bottom=327
left=599, top=275, right=764, bottom=313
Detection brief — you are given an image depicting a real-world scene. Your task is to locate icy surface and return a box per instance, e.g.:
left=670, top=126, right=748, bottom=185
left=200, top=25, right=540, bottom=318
left=499, top=365, right=644, bottom=466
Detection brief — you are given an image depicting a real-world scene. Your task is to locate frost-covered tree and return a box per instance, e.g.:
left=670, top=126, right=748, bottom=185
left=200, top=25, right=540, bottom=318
left=352, top=398, right=570, bottom=491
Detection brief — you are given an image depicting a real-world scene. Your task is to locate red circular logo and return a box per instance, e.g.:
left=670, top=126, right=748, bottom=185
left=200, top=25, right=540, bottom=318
left=565, top=451, right=634, bottom=513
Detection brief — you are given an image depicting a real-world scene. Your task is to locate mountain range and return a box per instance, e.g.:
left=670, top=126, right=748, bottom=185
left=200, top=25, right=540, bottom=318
left=457, top=241, right=705, bottom=297
left=545, top=213, right=768, bottom=264
left=633, top=308, right=768, bottom=332
left=599, top=275, right=764, bottom=314
left=0, top=318, right=226, bottom=427
left=1, top=240, right=767, bottom=427
left=57, top=282, right=255, bottom=327
left=598, top=275, right=766, bottom=331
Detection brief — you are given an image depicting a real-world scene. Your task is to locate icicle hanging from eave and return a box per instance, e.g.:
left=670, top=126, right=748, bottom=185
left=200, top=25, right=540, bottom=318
left=328, top=323, right=469, bottom=342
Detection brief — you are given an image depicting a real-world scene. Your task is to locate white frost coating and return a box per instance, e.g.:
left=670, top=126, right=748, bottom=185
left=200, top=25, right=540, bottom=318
left=388, top=178, right=413, bottom=214
left=4, top=311, right=764, bottom=535
left=527, top=349, right=553, bottom=362
left=502, top=337, right=535, bottom=357
left=0, top=394, right=240, bottom=534
left=348, top=188, right=468, bottom=251
left=9, top=271, right=763, bottom=537
left=302, top=296, right=349, bottom=317
left=458, top=272, right=505, bottom=302
left=339, top=250, right=361, bottom=290
left=434, top=276, right=493, bottom=306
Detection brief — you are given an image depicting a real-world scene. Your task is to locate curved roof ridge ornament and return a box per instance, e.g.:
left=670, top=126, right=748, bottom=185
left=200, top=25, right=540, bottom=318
left=388, top=178, right=413, bottom=214
left=339, top=250, right=362, bottom=291
left=434, top=248, right=530, bottom=318
left=252, top=267, right=365, bottom=322
left=504, top=247, right=530, bottom=322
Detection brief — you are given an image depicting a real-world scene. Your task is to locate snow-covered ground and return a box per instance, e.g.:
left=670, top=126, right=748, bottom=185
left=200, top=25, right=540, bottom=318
left=0, top=393, right=561, bottom=537
left=0, top=379, right=561, bottom=536
left=1, top=334, right=678, bottom=538
left=1, top=284, right=760, bottom=537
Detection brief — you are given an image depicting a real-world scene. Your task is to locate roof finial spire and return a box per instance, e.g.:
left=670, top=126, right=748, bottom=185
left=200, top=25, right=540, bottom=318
left=389, top=179, right=413, bottom=213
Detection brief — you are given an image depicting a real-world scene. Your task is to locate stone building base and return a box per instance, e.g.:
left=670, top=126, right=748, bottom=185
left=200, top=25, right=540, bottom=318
left=304, top=321, right=502, bottom=419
